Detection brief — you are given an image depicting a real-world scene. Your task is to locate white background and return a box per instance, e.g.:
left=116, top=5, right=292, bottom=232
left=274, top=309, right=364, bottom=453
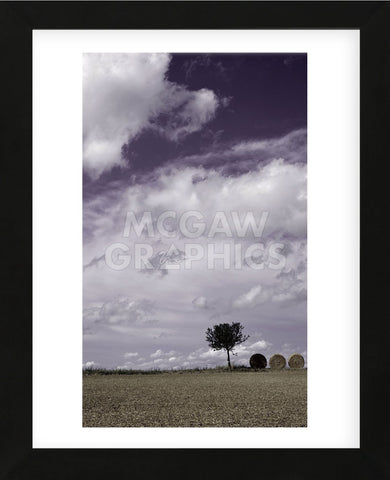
left=33, top=30, right=359, bottom=448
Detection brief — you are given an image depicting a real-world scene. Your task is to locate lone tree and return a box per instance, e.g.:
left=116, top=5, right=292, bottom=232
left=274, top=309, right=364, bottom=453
left=205, top=322, right=249, bottom=370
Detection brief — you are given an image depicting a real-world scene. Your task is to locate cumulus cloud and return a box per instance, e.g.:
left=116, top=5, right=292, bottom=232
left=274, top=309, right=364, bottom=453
left=233, top=285, right=268, bottom=308
left=148, top=350, right=177, bottom=365
left=83, top=53, right=221, bottom=178
left=192, top=296, right=209, bottom=309
left=83, top=53, right=169, bottom=177
left=250, top=340, right=270, bottom=350
left=126, top=337, right=273, bottom=370
left=83, top=361, right=97, bottom=368
left=124, top=352, right=138, bottom=358
left=150, top=349, right=163, bottom=358
left=83, top=297, right=155, bottom=333
left=151, top=87, right=220, bottom=142
left=83, top=156, right=306, bottom=253
left=232, top=263, right=306, bottom=310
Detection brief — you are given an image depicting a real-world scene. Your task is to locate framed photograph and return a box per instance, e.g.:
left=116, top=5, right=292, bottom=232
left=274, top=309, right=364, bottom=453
left=3, top=0, right=386, bottom=477
left=80, top=48, right=309, bottom=429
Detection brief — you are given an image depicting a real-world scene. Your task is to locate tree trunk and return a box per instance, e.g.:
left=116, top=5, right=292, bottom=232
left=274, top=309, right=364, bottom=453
left=227, top=349, right=232, bottom=371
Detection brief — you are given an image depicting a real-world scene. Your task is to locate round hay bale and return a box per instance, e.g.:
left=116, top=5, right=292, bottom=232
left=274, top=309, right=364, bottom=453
left=288, top=353, right=305, bottom=369
left=269, top=354, right=286, bottom=370
left=249, top=353, right=267, bottom=369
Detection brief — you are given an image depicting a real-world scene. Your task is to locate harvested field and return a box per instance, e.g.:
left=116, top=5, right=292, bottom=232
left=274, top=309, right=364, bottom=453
left=83, top=369, right=307, bottom=427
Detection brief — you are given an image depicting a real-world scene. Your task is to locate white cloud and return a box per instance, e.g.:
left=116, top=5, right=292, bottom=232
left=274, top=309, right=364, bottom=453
left=165, top=338, right=272, bottom=369
left=150, top=349, right=163, bottom=358
left=83, top=157, right=306, bottom=255
left=199, top=349, right=226, bottom=359
left=192, top=296, right=208, bottom=309
left=233, top=285, right=267, bottom=308
left=250, top=340, right=270, bottom=350
left=124, top=352, right=138, bottom=358
left=105, top=338, right=276, bottom=371
left=83, top=53, right=169, bottom=178
left=154, top=88, right=219, bottom=141
left=232, top=259, right=307, bottom=310
left=83, top=297, right=155, bottom=333
left=83, top=361, right=97, bottom=368
left=231, top=128, right=306, bottom=160
left=83, top=53, right=220, bottom=178
left=177, top=128, right=307, bottom=169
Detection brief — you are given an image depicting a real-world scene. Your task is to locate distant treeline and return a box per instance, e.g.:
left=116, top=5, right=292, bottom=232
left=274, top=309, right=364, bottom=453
left=82, top=364, right=307, bottom=375
left=83, top=365, right=255, bottom=375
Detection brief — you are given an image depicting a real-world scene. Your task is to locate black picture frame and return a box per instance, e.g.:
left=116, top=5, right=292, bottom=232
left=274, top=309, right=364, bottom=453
left=2, top=1, right=387, bottom=478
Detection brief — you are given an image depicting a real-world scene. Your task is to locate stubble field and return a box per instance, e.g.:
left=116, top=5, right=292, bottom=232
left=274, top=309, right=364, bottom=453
left=83, top=368, right=307, bottom=427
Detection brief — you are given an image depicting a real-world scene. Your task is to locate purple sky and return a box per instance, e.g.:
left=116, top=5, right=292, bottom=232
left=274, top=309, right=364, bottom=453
left=83, top=53, right=307, bottom=370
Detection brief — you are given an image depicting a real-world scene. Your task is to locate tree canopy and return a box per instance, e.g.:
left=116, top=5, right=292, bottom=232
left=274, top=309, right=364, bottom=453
left=205, top=322, right=249, bottom=370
